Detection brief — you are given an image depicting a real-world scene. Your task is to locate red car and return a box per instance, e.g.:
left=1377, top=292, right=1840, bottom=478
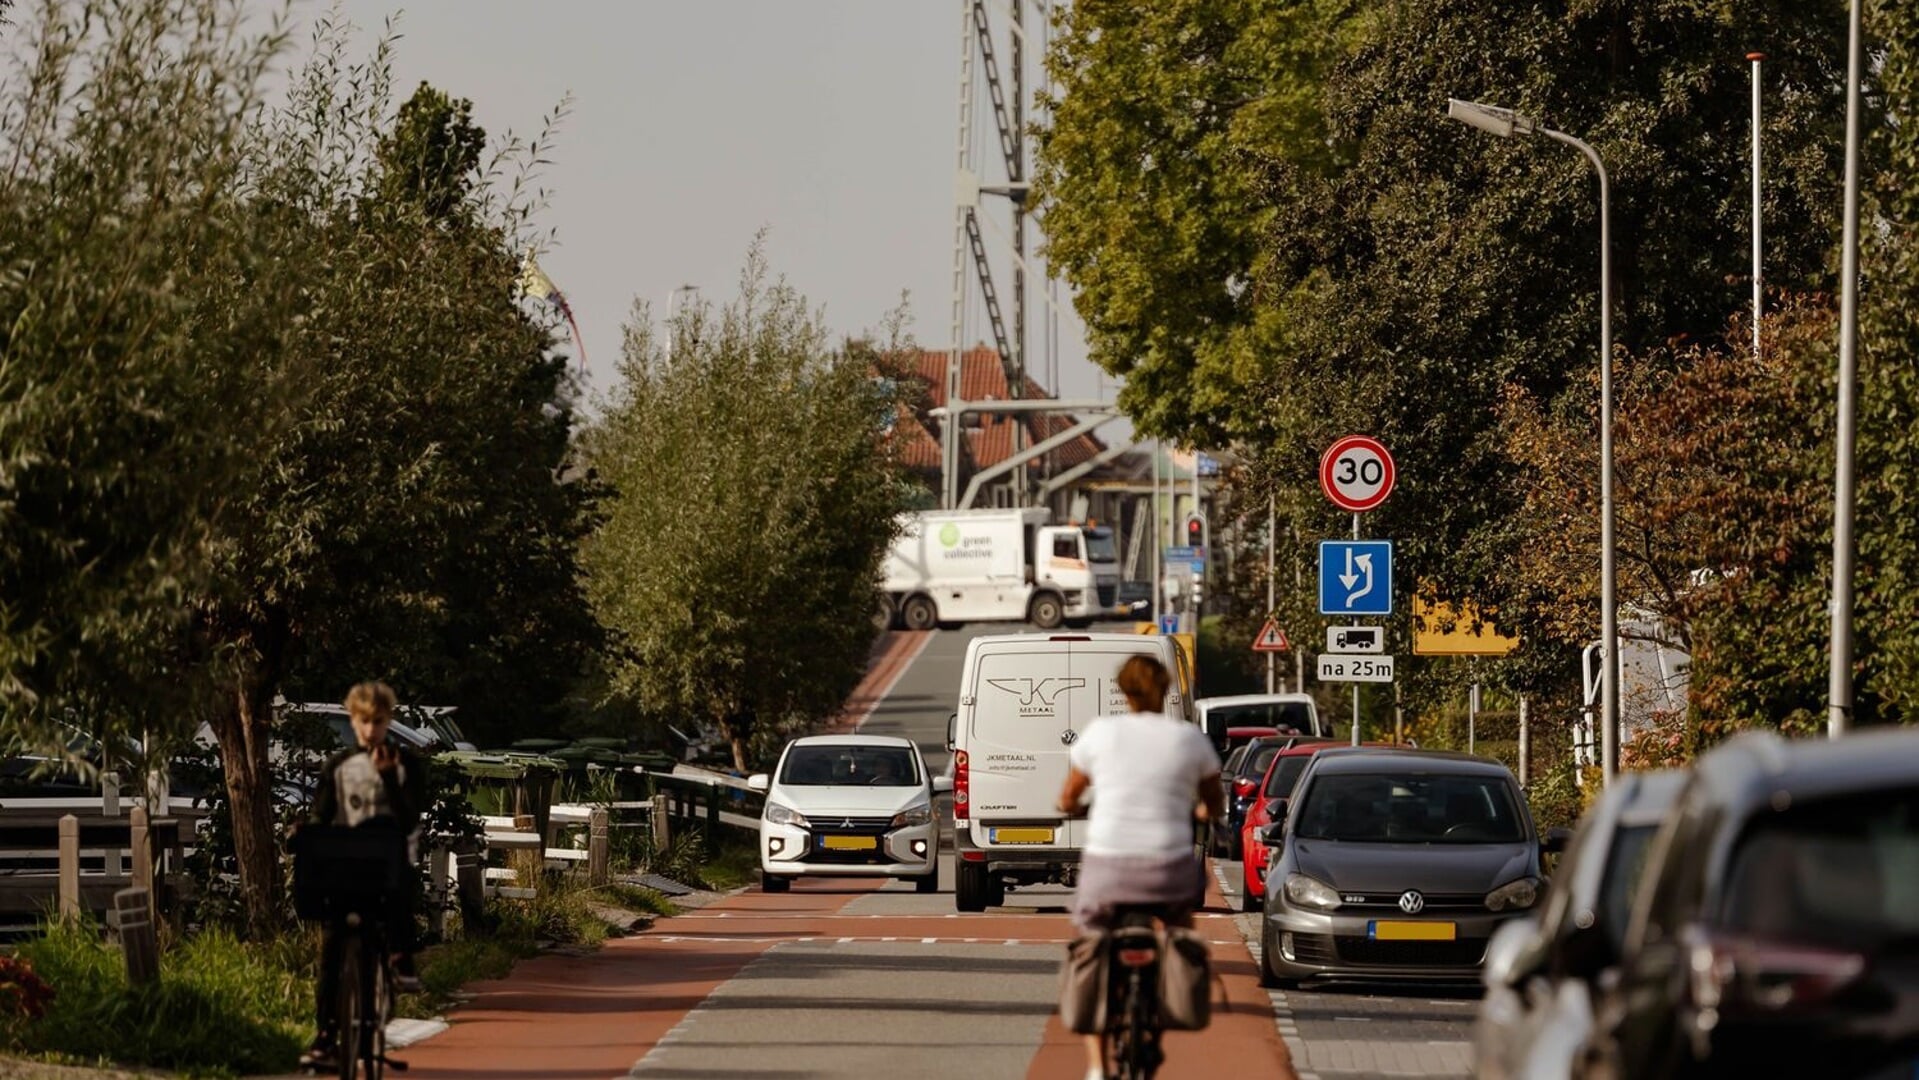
left=1237, top=741, right=1387, bottom=911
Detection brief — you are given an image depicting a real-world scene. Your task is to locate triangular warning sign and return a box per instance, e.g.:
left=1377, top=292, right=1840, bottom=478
left=1252, top=619, right=1290, bottom=653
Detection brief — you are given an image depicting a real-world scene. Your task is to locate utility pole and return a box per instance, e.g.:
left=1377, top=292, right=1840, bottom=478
left=1750, top=51, right=1765, bottom=358
left=1829, top=0, right=1865, bottom=738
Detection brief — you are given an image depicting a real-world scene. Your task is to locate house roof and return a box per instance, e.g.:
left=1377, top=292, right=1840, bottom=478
left=891, top=347, right=1108, bottom=476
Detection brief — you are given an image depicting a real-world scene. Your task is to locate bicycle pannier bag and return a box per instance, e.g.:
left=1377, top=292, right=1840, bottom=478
left=1058, top=934, right=1108, bottom=1034
left=1158, top=927, right=1213, bottom=1030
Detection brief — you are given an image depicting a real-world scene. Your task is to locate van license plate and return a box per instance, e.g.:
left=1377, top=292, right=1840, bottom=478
left=821, top=836, right=877, bottom=851
left=1370, top=920, right=1455, bottom=941
left=990, top=827, right=1054, bottom=845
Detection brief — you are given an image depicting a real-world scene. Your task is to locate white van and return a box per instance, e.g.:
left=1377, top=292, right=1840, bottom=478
left=945, top=632, right=1194, bottom=912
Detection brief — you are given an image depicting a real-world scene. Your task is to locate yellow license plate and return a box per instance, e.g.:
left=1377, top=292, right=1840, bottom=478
left=991, top=827, right=1055, bottom=845
left=1371, top=920, right=1456, bottom=941
left=821, top=835, right=877, bottom=851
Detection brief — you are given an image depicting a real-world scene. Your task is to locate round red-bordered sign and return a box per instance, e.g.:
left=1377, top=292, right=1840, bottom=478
left=1320, top=435, right=1396, bottom=512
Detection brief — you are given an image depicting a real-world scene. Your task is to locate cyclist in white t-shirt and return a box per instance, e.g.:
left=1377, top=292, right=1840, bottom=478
left=1056, top=654, right=1224, bottom=1080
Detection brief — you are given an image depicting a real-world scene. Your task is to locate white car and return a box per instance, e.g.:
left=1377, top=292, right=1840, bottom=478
left=748, top=734, right=951, bottom=894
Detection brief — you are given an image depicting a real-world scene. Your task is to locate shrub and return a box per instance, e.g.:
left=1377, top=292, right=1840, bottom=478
left=9, top=920, right=310, bottom=1075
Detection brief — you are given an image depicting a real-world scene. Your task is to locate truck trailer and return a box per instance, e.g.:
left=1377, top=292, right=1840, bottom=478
left=880, top=508, right=1119, bottom=630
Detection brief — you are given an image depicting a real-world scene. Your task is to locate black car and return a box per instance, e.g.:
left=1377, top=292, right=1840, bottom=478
left=1589, top=728, right=1919, bottom=1080
left=1212, top=734, right=1329, bottom=860
left=1257, top=746, right=1568, bottom=987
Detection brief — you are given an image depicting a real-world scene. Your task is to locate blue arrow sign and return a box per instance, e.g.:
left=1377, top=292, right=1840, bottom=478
left=1319, top=540, right=1394, bottom=616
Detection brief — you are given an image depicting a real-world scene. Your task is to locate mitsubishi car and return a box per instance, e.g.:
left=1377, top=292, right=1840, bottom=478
left=749, top=734, right=949, bottom=894
left=1256, top=747, right=1567, bottom=987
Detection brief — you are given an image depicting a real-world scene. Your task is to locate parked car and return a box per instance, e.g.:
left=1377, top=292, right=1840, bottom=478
left=1255, top=746, right=1569, bottom=988
left=944, top=631, right=1195, bottom=911
left=1238, top=741, right=1380, bottom=912
left=1586, top=728, right=1919, bottom=1080
left=1473, top=769, right=1684, bottom=1080
left=1198, top=693, right=1327, bottom=751
left=749, top=734, right=950, bottom=894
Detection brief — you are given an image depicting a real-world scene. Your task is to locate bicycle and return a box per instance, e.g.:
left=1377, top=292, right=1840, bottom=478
left=332, top=909, right=407, bottom=1079
left=293, top=824, right=413, bottom=1080
left=1103, top=905, right=1168, bottom=1080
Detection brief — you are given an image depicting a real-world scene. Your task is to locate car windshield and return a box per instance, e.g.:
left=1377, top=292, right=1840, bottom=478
left=1296, top=771, right=1527, bottom=844
left=1241, top=744, right=1282, bottom=781
left=1263, top=755, right=1312, bottom=798
left=1599, top=824, right=1660, bottom=953
left=1719, top=785, right=1919, bottom=951
left=779, top=745, right=920, bottom=787
left=1211, top=702, right=1315, bottom=735
left=1084, top=529, right=1118, bottom=562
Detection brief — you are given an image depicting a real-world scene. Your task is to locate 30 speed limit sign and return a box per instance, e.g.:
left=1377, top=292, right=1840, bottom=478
left=1320, top=434, right=1396, bottom=512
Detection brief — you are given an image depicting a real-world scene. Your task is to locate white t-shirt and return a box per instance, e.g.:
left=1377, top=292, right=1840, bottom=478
left=1068, top=712, right=1222, bottom=857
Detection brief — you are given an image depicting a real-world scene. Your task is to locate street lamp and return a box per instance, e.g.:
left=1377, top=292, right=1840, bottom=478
left=1828, top=0, right=1866, bottom=738
left=1447, top=97, right=1619, bottom=786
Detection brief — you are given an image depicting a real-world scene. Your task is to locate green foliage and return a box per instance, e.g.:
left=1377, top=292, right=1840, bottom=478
left=1041, top=0, right=1859, bottom=728
left=10, top=921, right=311, bottom=1076
left=0, top=0, right=306, bottom=753
left=579, top=243, right=913, bottom=769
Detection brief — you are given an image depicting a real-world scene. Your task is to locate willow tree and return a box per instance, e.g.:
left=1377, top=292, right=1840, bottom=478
left=580, top=249, right=912, bottom=771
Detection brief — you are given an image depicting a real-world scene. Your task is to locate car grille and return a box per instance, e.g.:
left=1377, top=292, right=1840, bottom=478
left=1334, top=937, right=1488, bottom=967
left=1337, top=892, right=1487, bottom=913
left=800, top=847, right=893, bottom=865
left=811, top=815, right=894, bottom=832
left=1096, top=584, right=1117, bottom=607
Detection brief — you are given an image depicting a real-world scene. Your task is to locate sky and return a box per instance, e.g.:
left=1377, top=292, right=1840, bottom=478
left=298, top=0, right=1113, bottom=417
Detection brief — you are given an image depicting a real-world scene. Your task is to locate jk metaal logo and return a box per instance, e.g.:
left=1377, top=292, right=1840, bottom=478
left=985, top=677, right=1086, bottom=716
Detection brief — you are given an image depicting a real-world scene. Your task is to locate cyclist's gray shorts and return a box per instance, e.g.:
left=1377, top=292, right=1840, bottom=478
left=1071, top=850, right=1204, bottom=933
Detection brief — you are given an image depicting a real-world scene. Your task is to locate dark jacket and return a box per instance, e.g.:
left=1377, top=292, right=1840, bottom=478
left=311, top=741, right=428, bottom=832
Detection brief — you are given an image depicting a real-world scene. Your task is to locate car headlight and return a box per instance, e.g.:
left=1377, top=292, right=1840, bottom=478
left=890, top=802, right=933, bottom=828
left=1282, top=873, right=1342, bottom=911
left=1486, top=877, right=1540, bottom=912
left=764, top=801, right=809, bottom=828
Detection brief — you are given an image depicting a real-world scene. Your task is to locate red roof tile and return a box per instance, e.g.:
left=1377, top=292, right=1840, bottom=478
left=895, top=348, right=1107, bottom=477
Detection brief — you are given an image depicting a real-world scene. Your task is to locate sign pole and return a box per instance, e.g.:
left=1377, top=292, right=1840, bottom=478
left=1267, top=495, right=1277, bottom=693
left=1351, top=512, right=1360, bottom=746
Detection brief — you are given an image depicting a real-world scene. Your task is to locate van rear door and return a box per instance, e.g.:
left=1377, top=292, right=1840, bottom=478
left=965, top=643, right=1083, bottom=851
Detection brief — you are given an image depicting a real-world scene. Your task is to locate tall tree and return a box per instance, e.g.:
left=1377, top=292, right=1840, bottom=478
left=580, top=248, right=912, bottom=771
left=0, top=0, right=305, bottom=761
left=1041, top=0, right=1854, bottom=719
left=192, top=45, right=576, bottom=932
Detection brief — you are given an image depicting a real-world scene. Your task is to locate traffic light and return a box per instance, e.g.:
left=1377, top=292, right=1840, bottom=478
left=1185, top=513, right=1206, bottom=549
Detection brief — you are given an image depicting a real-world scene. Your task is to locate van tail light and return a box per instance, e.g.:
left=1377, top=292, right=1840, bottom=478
left=1688, top=931, right=1867, bottom=1014
left=954, top=750, right=970, bottom=820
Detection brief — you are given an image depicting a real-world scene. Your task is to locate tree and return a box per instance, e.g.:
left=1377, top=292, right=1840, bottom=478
left=0, top=0, right=306, bottom=762
left=1040, top=0, right=1855, bottom=719
left=579, top=247, right=912, bottom=771
left=186, top=43, right=578, bottom=932
left=1035, top=0, right=1364, bottom=441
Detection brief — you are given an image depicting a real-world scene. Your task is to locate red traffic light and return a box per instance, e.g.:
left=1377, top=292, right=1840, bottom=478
left=1185, top=515, right=1205, bottom=547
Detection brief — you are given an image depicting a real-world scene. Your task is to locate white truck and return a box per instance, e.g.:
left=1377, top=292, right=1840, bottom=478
left=881, top=508, right=1119, bottom=631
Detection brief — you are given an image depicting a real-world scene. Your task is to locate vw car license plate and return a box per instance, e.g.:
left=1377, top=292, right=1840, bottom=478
left=1370, top=920, right=1456, bottom=941
left=990, top=827, right=1054, bottom=845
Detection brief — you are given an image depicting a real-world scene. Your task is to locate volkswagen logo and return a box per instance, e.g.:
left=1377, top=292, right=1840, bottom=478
left=1060, top=728, right=1079, bottom=746
left=1398, top=890, right=1425, bottom=915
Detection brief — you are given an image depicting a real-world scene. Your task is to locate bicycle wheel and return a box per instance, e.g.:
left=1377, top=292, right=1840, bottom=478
left=365, top=945, right=386, bottom=1080
left=336, top=938, right=363, bottom=1080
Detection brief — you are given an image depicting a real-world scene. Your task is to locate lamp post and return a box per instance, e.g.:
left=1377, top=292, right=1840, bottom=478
left=1447, top=97, right=1619, bottom=786
left=1829, top=0, right=1865, bottom=738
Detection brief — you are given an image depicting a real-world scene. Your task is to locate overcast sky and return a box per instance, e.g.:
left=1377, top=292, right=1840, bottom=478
left=304, top=0, right=1111, bottom=415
